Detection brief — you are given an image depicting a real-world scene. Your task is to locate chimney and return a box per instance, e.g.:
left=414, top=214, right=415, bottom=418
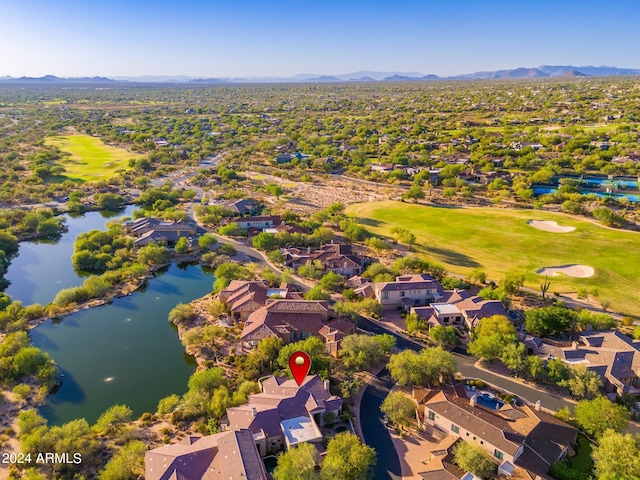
left=324, top=379, right=331, bottom=393
left=252, top=407, right=258, bottom=417
left=572, top=341, right=579, bottom=350
left=534, top=400, right=541, bottom=411
left=470, top=395, right=477, bottom=407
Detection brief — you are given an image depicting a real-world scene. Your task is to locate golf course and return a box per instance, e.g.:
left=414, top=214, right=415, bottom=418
left=45, top=134, right=142, bottom=181
left=346, top=201, right=640, bottom=317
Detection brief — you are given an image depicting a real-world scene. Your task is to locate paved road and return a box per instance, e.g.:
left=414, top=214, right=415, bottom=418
left=357, top=317, right=573, bottom=412
left=359, top=368, right=402, bottom=480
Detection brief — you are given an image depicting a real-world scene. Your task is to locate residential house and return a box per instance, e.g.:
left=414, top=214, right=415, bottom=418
left=318, top=318, right=357, bottom=357
left=536, top=330, right=640, bottom=396
left=144, top=429, right=267, bottom=480
left=283, top=243, right=370, bottom=277
left=370, top=163, right=394, bottom=173
left=219, top=280, right=302, bottom=321
left=418, top=436, right=482, bottom=480
left=227, top=375, right=342, bottom=455
left=239, top=299, right=330, bottom=345
left=227, top=215, right=282, bottom=231
left=218, top=198, right=261, bottom=216
left=125, top=217, right=197, bottom=247
left=418, top=385, right=577, bottom=479
left=238, top=298, right=355, bottom=354
left=374, top=274, right=440, bottom=309
left=410, top=289, right=508, bottom=330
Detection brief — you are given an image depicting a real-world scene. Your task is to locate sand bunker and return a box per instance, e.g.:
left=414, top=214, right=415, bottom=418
left=536, top=264, right=595, bottom=278
left=528, top=220, right=576, bottom=233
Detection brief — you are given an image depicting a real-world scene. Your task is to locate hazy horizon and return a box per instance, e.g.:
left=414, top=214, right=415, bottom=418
left=2, top=0, right=639, bottom=78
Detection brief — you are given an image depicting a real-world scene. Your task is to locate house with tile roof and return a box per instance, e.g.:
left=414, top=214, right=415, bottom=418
left=409, top=288, right=508, bottom=331
left=238, top=298, right=355, bottom=354
left=219, top=280, right=302, bottom=321
left=125, top=217, right=197, bottom=247
left=283, top=243, right=370, bottom=277
left=227, top=375, right=343, bottom=456
left=418, top=385, right=577, bottom=480
left=144, top=428, right=267, bottom=480
left=535, top=330, right=640, bottom=396
left=374, top=274, right=440, bottom=308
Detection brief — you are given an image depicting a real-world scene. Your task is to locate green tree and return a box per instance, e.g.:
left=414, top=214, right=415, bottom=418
left=219, top=222, right=242, bottom=236
left=187, top=368, right=227, bottom=397
left=500, top=342, right=525, bottom=372
left=252, top=232, right=278, bottom=251
left=525, top=306, right=578, bottom=337
left=388, top=348, right=456, bottom=387
left=174, top=236, right=189, bottom=253
left=381, top=392, right=416, bottom=426
left=574, top=396, right=629, bottom=438
left=467, top=315, right=517, bottom=360
left=157, top=394, right=180, bottom=415
left=277, top=337, right=330, bottom=376
left=304, top=286, right=330, bottom=300
left=562, top=365, right=603, bottom=399
left=319, top=271, right=345, bottom=292
left=94, top=404, right=133, bottom=435
left=96, top=193, right=126, bottom=211
left=501, top=270, right=525, bottom=294
left=273, top=442, right=319, bottom=480
left=430, top=325, right=458, bottom=346
left=98, top=440, right=146, bottom=480
left=591, top=430, right=640, bottom=479
left=452, top=441, right=496, bottom=479
left=405, top=312, right=428, bottom=333
left=402, top=184, right=425, bottom=202
left=136, top=243, right=167, bottom=265
left=321, top=432, right=376, bottom=480
left=339, top=334, right=395, bottom=371
left=198, top=233, right=218, bottom=249
left=168, top=303, right=196, bottom=326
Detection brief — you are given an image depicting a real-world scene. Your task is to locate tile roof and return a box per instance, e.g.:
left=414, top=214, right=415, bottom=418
left=144, top=429, right=266, bottom=480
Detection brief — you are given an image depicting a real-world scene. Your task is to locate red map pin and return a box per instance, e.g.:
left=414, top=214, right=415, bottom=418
left=288, top=351, right=311, bottom=386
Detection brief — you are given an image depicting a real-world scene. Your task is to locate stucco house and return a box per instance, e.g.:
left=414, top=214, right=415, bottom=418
left=374, top=274, right=440, bottom=308
left=417, top=385, right=577, bottom=479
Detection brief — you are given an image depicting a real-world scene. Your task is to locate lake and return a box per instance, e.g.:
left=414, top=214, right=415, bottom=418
left=32, top=263, right=214, bottom=425
left=5, top=205, right=137, bottom=306
left=4, top=206, right=214, bottom=425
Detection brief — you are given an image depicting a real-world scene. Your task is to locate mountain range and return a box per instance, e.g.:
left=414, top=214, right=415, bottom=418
left=1, top=65, right=639, bottom=84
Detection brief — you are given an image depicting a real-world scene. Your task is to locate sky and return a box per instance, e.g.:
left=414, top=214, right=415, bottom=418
left=1, top=0, right=639, bottom=78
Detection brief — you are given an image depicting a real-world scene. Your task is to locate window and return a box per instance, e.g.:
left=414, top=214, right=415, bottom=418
left=400, top=291, right=405, bottom=297
left=382, top=291, right=389, bottom=300
left=428, top=410, right=435, bottom=421
left=291, top=332, right=297, bottom=341
left=301, top=332, right=306, bottom=339
left=494, top=450, right=504, bottom=460
left=451, top=424, right=459, bottom=434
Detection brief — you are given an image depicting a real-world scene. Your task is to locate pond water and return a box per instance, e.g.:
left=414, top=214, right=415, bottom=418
left=32, top=263, right=214, bottom=425
left=5, top=205, right=136, bottom=306
left=4, top=205, right=215, bottom=425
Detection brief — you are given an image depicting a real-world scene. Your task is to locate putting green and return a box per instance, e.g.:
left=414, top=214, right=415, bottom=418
left=346, top=201, right=640, bottom=317
left=45, top=135, right=143, bottom=182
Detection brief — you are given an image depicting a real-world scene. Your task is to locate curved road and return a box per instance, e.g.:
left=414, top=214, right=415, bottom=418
left=359, top=368, right=402, bottom=480
left=357, top=317, right=573, bottom=412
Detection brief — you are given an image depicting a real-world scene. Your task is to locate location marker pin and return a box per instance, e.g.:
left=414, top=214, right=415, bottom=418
left=288, top=351, right=311, bottom=386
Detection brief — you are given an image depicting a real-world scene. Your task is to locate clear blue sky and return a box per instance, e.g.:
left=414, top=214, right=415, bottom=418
left=1, top=0, right=639, bottom=78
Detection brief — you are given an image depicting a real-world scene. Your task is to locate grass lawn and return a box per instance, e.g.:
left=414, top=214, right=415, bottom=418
left=346, top=201, right=640, bottom=317
left=568, top=434, right=594, bottom=474
left=45, top=135, right=143, bottom=182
